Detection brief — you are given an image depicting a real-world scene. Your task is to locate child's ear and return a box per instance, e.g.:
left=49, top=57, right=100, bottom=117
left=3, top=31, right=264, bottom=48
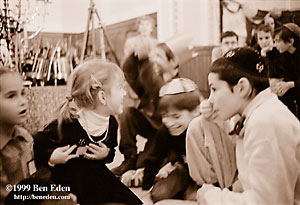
left=288, top=38, right=294, bottom=46
left=234, top=77, right=252, bottom=98
left=97, top=90, right=106, bottom=105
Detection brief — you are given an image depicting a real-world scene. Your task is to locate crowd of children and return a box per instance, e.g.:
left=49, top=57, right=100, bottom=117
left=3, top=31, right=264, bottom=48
left=1, top=13, right=300, bottom=205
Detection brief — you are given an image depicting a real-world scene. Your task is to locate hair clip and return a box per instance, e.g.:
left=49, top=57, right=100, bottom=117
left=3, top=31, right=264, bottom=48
left=90, top=74, right=102, bottom=89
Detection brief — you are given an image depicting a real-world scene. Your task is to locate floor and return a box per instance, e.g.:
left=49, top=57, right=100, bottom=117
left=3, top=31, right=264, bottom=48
left=106, top=133, right=197, bottom=205
left=106, top=135, right=154, bottom=204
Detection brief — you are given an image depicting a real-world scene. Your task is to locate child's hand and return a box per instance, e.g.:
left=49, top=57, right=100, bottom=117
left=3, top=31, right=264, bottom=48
left=121, top=168, right=144, bottom=187
left=49, top=145, right=78, bottom=165
left=261, top=44, right=273, bottom=57
left=274, top=81, right=294, bottom=97
left=132, top=168, right=144, bottom=186
left=121, top=170, right=136, bottom=187
left=197, top=184, right=215, bottom=205
left=156, top=162, right=175, bottom=179
left=269, top=78, right=292, bottom=96
left=269, top=78, right=282, bottom=94
left=200, top=100, right=217, bottom=120
left=84, top=142, right=110, bottom=160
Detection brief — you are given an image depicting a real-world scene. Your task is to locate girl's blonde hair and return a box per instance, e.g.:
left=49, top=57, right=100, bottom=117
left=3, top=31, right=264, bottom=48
left=57, top=58, right=124, bottom=138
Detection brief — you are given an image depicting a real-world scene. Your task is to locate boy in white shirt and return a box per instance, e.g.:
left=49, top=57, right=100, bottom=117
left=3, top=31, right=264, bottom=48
left=198, top=47, right=300, bottom=204
left=211, top=31, right=239, bottom=63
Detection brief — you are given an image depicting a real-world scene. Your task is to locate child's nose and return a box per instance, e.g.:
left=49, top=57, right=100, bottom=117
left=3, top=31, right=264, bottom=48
left=208, top=95, right=214, bottom=104
left=19, top=95, right=27, bottom=106
left=162, top=117, right=173, bottom=126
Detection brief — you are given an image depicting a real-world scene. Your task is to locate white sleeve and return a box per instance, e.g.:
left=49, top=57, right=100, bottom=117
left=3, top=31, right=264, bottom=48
left=186, top=117, right=217, bottom=185
left=204, top=119, right=298, bottom=205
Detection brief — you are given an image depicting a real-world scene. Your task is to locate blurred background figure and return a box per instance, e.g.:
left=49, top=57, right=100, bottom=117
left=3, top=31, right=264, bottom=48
left=211, top=31, right=239, bottom=63
left=122, top=15, right=159, bottom=108
left=122, top=15, right=158, bottom=63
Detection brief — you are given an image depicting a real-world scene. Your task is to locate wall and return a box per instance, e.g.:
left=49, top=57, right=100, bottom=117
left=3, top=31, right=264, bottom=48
left=5, top=0, right=298, bottom=45
left=157, top=0, right=220, bottom=45
left=3, top=0, right=158, bottom=33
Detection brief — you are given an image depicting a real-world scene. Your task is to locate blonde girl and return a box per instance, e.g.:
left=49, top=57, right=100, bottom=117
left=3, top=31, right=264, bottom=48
left=33, top=59, right=142, bottom=204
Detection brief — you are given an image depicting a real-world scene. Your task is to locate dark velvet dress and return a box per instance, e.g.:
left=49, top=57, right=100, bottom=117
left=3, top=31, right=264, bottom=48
left=33, top=116, right=142, bottom=205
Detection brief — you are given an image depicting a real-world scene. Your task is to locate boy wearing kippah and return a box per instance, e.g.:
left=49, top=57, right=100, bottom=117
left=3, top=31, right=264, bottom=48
left=270, top=22, right=300, bottom=119
left=198, top=47, right=300, bottom=204
left=121, top=78, right=202, bottom=203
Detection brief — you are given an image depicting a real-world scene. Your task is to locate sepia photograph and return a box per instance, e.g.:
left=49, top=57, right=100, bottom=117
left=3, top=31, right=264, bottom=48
left=1, top=0, right=300, bottom=204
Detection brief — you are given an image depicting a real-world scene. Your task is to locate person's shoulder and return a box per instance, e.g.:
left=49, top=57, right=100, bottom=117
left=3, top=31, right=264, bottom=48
left=212, top=46, right=222, bottom=55
left=211, top=46, right=223, bottom=62
left=189, top=115, right=207, bottom=128
left=14, top=125, right=33, bottom=143
left=247, top=94, right=295, bottom=128
left=187, top=115, right=206, bottom=135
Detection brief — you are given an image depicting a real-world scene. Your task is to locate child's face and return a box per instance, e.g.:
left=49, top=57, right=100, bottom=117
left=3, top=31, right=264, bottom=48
left=257, top=31, right=273, bottom=49
left=0, top=73, right=28, bottom=125
left=162, top=107, right=196, bottom=136
left=221, top=36, right=238, bottom=54
left=138, top=20, right=153, bottom=36
left=264, top=16, right=275, bottom=31
left=149, top=47, right=178, bottom=81
left=207, top=73, right=243, bottom=120
left=274, top=33, right=292, bottom=53
left=105, top=79, right=126, bottom=115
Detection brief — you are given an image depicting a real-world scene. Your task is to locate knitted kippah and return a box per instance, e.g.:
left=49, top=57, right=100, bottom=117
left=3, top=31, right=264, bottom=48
left=159, top=78, right=198, bottom=97
left=282, top=23, right=300, bottom=37
left=223, top=47, right=267, bottom=78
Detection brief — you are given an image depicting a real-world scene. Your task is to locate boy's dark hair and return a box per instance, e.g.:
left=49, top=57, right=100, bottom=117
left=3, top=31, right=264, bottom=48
left=158, top=90, right=201, bottom=113
left=275, top=26, right=300, bottom=48
left=221, top=31, right=239, bottom=42
left=210, top=47, right=269, bottom=95
left=256, top=24, right=273, bottom=35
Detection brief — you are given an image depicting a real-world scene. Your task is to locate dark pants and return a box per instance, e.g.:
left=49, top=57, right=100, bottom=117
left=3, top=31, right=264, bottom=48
left=150, top=163, right=197, bottom=203
left=119, top=107, right=160, bottom=168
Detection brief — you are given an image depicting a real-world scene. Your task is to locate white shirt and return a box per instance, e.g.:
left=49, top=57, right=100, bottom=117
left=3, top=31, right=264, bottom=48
left=204, top=88, right=300, bottom=205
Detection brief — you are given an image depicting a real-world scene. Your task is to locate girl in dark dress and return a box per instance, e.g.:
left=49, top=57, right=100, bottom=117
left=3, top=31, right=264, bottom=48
left=33, top=59, right=142, bottom=204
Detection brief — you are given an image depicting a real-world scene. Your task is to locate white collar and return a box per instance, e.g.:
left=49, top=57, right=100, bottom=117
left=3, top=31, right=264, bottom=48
left=77, top=109, right=109, bottom=137
left=238, top=88, right=277, bottom=137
